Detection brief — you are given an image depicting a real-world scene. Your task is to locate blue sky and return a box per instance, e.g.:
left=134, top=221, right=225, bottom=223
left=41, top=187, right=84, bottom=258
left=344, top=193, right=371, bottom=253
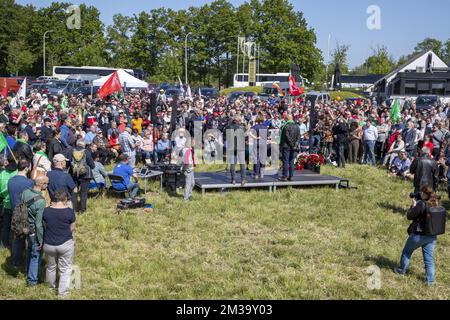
left=17, top=0, right=450, bottom=68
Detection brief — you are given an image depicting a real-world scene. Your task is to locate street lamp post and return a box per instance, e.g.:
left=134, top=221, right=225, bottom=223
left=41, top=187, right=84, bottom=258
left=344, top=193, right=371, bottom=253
left=43, top=30, right=54, bottom=76
left=326, top=33, right=332, bottom=90
left=185, top=32, right=192, bottom=85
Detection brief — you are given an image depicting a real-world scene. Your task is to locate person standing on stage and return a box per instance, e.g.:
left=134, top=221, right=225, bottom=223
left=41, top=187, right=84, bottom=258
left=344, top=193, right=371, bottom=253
left=179, top=141, right=196, bottom=201
left=225, top=115, right=247, bottom=186
left=279, top=115, right=300, bottom=181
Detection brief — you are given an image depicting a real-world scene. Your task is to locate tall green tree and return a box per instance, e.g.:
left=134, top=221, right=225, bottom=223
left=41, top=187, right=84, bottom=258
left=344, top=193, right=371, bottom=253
left=106, top=14, right=135, bottom=68
left=414, top=38, right=443, bottom=57
left=364, top=46, right=395, bottom=74
left=443, top=39, right=450, bottom=64
left=329, top=43, right=350, bottom=74
left=250, top=0, right=322, bottom=80
left=6, top=39, right=36, bottom=75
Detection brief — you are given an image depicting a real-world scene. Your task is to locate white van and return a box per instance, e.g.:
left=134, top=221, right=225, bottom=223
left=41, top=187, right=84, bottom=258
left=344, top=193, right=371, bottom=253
left=306, top=91, right=331, bottom=104
left=37, top=76, right=59, bottom=82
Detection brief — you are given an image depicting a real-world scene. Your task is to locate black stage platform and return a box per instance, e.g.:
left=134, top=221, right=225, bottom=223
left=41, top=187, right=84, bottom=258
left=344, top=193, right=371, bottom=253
left=194, top=170, right=349, bottom=195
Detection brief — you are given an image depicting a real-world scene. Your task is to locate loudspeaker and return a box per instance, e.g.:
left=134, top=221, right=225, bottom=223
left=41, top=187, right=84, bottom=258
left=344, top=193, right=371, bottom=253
left=308, top=96, right=318, bottom=135
left=150, top=93, right=157, bottom=124
left=170, top=96, right=178, bottom=134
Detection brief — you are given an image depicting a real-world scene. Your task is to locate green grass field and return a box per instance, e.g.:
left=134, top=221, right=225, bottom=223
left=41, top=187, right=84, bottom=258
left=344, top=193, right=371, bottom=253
left=1, top=165, right=450, bottom=300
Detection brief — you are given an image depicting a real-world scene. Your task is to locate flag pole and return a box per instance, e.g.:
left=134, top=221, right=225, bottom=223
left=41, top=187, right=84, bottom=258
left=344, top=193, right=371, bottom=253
left=6, top=144, right=17, bottom=164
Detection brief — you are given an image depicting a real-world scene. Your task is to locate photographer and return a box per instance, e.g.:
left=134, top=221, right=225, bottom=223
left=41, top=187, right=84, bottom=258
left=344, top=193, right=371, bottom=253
left=395, top=186, right=446, bottom=285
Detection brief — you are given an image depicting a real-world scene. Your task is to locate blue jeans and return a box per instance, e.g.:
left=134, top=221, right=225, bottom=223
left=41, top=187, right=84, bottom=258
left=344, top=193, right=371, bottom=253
left=1, top=208, right=12, bottom=248
left=12, top=236, right=26, bottom=267
left=398, top=233, right=437, bottom=284
left=27, top=234, right=42, bottom=285
left=310, top=135, right=321, bottom=154
left=143, top=151, right=157, bottom=164
left=364, top=141, right=376, bottom=166
left=282, top=148, right=296, bottom=178
left=127, top=183, right=140, bottom=198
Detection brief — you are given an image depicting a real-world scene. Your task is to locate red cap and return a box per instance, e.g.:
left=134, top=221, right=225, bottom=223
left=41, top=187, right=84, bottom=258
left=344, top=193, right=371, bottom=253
left=213, top=112, right=219, bottom=117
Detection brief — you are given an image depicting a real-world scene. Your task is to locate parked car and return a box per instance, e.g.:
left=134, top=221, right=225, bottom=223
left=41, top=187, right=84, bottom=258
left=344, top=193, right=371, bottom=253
left=27, top=83, right=51, bottom=95
left=305, top=91, right=330, bottom=104
left=228, top=91, right=259, bottom=104
left=199, top=88, right=219, bottom=100
left=72, top=86, right=99, bottom=96
left=46, top=80, right=84, bottom=96
left=36, top=76, right=59, bottom=82
left=416, top=95, right=440, bottom=113
left=165, top=88, right=184, bottom=102
left=158, top=83, right=175, bottom=92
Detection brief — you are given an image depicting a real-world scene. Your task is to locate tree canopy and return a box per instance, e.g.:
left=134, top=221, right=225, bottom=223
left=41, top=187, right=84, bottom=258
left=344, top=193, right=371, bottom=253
left=0, top=0, right=323, bottom=88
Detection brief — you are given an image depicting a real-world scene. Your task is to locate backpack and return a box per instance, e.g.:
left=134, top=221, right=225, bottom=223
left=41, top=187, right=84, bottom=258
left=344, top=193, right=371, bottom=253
left=424, top=206, right=447, bottom=236
left=11, top=193, right=44, bottom=238
left=72, top=149, right=88, bottom=178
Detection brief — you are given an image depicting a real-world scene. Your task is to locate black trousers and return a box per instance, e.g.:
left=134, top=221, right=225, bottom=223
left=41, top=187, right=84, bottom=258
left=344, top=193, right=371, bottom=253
left=98, top=148, right=111, bottom=165
left=336, top=144, right=346, bottom=168
left=73, top=178, right=89, bottom=213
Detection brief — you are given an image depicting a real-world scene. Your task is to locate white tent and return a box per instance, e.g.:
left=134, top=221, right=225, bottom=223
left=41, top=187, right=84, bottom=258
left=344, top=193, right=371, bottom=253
left=93, top=69, right=148, bottom=89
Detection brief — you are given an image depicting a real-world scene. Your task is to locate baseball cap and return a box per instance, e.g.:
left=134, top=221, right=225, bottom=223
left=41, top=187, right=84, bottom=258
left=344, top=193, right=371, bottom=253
left=53, top=154, right=69, bottom=163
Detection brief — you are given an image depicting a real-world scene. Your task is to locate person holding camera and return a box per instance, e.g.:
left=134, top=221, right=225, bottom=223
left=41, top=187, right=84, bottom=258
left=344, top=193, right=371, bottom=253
left=395, top=186, right=446, bottom=285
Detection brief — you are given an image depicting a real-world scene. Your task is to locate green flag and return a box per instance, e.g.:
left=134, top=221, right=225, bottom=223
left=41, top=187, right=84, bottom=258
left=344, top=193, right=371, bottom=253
left=61, top=95, right=67, bottom=110
left=0, top=133, right=8, bottom=153
left=389, top=99, right=401, bottom=124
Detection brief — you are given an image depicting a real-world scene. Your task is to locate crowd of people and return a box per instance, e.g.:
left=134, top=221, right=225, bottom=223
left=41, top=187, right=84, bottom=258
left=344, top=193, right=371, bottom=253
left=0, top=87, right=449, bottom=291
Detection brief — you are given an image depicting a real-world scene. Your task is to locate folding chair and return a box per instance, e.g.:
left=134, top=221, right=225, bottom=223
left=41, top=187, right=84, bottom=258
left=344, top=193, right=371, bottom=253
left=107, top=174, right=129, bottom=199
left=89, top=176, right=107, bottom=199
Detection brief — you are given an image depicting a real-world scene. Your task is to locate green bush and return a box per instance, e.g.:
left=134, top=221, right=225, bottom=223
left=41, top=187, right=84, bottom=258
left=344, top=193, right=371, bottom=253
left=329, top=91, right=364, bottom=100
left=220, top=86, right=263, bottom=96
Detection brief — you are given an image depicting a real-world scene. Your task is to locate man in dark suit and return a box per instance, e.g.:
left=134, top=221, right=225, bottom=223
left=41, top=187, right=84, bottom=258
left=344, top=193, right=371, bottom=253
left=279, top=115, right=301, bottom=181
left=403, top=121, right=417, bottom=158
left=225, top=115, right=247, bottom=186
left=410, top=147, right=439, bottom=194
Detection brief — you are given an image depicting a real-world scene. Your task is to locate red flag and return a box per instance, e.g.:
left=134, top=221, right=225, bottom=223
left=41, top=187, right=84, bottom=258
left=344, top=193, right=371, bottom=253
left=289, top=75, right=304, bottom=96
left=1, top=79, right=7, bottom=98
left=98, top=71, right=123, bottom=100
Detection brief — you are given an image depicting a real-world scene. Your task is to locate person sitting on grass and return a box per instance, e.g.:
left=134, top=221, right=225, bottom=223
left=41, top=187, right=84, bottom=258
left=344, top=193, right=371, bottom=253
left=112, top=153, right=140, bottom=199
left=388, top=151, right=412, bottom=179
left=90, top=152, right=107, bottom=191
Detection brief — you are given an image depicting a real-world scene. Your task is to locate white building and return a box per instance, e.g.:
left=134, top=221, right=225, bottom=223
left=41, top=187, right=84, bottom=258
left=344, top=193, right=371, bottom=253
left=372, top=50, right=449, bottom=100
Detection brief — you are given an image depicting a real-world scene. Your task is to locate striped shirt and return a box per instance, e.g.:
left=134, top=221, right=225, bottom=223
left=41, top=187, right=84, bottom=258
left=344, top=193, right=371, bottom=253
left=119, top=131, right=135, bottom=154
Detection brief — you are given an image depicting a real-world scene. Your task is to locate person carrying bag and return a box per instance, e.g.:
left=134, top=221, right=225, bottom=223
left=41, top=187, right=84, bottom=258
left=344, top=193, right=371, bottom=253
left=395, top=186, right=446, bottom=285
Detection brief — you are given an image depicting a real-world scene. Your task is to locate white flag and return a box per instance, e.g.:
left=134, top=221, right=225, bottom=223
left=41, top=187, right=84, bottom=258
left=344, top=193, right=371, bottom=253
left=10, top=78, right=26, bottom=108
left=17, top=77, right=27, bottom=99
left=186, top=85, right=192, bottom=101
left=177, top=76, right=185, bottom=93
